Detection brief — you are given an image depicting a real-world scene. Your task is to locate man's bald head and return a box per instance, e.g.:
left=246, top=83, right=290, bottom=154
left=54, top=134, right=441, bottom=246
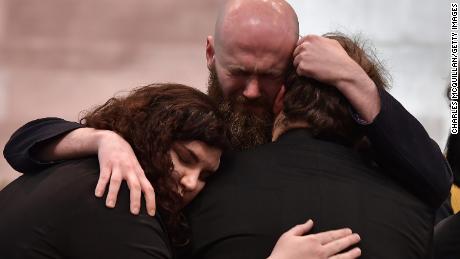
left=214, top=0, right=299, bottom=49
left=206, top=0, right=300, bottom=150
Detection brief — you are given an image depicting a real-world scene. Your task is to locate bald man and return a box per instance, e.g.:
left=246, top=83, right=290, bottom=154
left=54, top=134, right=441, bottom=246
left=3, top=0, right=451, bottom=258
left=206, top=0, right=379, bottom=150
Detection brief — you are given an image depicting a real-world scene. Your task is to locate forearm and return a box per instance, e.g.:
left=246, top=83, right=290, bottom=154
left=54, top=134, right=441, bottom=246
left=3, top=118, right=83, bottom=173
left=335, top=64, right=381, bottom=123
left=36, top=127, right=110, bottom=161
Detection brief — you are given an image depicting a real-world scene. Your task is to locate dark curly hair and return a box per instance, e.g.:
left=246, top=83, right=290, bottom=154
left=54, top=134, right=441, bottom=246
left=282, top=32, right=389, bottom=148
left=79, top=83, right=229, bottom=245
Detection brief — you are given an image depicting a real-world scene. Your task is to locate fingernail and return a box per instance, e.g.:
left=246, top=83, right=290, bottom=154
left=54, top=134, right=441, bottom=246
left=132, top=207, right=139, bottom=214
left=354, top=234, right=361, bottom=240
left=107, top=200, right=115, bottom=208
left=148, top=209, right=156, bottom=216
left=306, top=219, right=313, bottom=224
left=95, top=190, right=102, bottom=197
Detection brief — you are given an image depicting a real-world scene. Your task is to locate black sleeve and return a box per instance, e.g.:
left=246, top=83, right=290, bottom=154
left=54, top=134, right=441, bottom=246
left=69, top=198, right=173, bottom=259
left=435, top=196, right=454, bottom=224
left=3, top=117, right=83, bottom=174
left=63, top=162, right=173, bottom=259
left=363, top=89, right=453, bottom=208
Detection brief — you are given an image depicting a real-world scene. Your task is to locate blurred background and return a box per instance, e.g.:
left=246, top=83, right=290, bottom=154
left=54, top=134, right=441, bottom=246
left=0, top=0, right=453, bottom=190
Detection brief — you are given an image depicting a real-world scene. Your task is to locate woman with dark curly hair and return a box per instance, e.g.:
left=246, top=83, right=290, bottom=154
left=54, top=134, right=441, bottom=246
left=0, top=83, right=228, bottom=258
left=0, top=83, right=336, bottom=259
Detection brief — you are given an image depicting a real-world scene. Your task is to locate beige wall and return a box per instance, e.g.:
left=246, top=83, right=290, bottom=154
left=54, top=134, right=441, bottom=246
left=0, top=0, right=453, bottom=190
left=0, top=0, right=219, bottom=189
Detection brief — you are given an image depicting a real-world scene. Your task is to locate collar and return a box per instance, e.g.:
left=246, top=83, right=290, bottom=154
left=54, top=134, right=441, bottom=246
left=275, top=128, right=314, bottom=144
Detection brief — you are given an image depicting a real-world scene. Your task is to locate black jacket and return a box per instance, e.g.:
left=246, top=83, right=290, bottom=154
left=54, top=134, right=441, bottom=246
left=0, top=157, right=172, bottom=259
left=2, top=90, right=453, bottom=258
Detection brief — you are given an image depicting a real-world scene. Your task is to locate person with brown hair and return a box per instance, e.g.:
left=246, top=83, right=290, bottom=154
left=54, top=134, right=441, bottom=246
left=0, top=83, right=226, bottom=258
left=2, top=0, right=451, bottom=258
left=183, top=33, right=447, bottom=258
left=0, top=83, right=362, bottom=259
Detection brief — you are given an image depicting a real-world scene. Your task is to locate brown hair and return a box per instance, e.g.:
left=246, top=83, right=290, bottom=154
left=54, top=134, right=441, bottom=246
left=80, top=83, right=228, bottom=244
left=283, top=32, right=389, bottom=148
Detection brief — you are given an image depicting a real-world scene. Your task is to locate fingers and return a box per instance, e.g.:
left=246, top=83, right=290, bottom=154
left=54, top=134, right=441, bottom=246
left=105, top=168, right=122, bottom=209
left=293, top=34, right=320, bottom=57
left=139, top=172, right=156, bottom=216
left=323, top=233, right=361, bottom=256
left=95, top=164, right=111, bottom=197
left=293, top=52, right=301, bottom=69
left=329, top=247, right=362, bottom=259
left=127, top=173, right=141, bottom=215
left=285, top=219, right=314, bottom=236
left=311, top=228, right=353, bottom=245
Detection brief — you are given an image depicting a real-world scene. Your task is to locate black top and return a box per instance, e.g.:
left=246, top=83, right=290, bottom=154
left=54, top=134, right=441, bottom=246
left=433, top=212, right=460, bottom=258
left=3, top=90, right=452, bottom=208
left=0, top=158, right=172, bottom=259
left=185, top=129, right=434, bottom=259
left=2, top=89, right=453, bottom=258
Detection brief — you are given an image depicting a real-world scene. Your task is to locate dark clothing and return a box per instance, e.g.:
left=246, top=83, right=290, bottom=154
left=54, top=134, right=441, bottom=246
left=435, top=197, right=454, bottom=224
left=0, top=158, right=172, bottom=259
left=359, top=90, right=451, bottom=208
left=185, top=129, right=435, bottom=259
left=2, top=90, right=452, bottom=258
left=433, top=212, right=460, bottom=258
left=182, top=90, right=451, bottom=259
left=3, top=118, right=83, bottom=173
left=3, top=91, right=451, bottom=208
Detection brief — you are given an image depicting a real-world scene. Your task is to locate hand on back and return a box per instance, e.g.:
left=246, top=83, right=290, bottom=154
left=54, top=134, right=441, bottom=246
left=269, top=220, right=361, bottom=259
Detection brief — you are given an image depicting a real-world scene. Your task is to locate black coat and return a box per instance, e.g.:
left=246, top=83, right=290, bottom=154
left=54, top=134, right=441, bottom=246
left=2, top=90, right=453, bottom=259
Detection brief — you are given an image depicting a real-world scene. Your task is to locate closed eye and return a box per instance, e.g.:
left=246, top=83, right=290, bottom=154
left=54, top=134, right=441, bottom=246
left=173, top=144, right=198, bottom=165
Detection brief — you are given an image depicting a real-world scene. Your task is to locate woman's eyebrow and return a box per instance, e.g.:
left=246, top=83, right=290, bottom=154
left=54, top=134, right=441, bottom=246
left=182, top=146, right=199, bottom=163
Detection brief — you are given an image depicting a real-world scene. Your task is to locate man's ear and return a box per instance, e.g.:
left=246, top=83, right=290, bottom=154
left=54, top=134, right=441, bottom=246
left=206, top=36, right=215, bottom=69
left=273, top=85, right=286, bottom=115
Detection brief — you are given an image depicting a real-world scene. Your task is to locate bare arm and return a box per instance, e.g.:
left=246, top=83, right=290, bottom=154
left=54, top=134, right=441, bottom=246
left=34, top=127, right=105, bottom=161
left=293, top=34, right=380, bottom=123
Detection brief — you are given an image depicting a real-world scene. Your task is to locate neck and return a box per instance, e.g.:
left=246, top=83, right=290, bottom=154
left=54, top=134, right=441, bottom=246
left=272, top=113, right=309, bottom=141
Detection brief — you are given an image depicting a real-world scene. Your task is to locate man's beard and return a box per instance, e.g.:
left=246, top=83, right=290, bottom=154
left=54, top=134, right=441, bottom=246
left=208, top=66, right=274, bottom=151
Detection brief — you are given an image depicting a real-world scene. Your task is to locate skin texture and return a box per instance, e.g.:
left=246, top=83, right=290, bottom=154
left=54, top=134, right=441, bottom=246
left=206, top=0, right=299, bottom=110
left=269, top=220, right=361, bottom=259
left=33, top=0, right=381, bottom=215
left=293, top=35, right=380, bottom=122
left=13, top=1, right=387, bottom=258
left=169, top=140, right=221, bottom=206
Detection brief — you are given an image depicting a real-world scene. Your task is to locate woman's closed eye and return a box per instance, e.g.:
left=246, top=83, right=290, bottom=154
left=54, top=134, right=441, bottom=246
left=173, top=144, right=198, bottom=165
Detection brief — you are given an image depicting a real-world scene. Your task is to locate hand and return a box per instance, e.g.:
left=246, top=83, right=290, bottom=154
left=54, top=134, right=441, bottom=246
left=268, top=220, right=361, bottom=259
left=95, top=130, right=156, bottom=216
left=293, top=35, right=364, bottom=86
left=293, top=34, right=380, bottom=122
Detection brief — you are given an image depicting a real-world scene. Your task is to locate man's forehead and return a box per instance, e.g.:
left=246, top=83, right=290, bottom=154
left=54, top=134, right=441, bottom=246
left=226, top=64, right=284, bottom=75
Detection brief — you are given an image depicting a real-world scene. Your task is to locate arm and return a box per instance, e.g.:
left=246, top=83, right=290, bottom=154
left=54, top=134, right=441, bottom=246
left=268, top=220, right=361, bottom=259
left=3, top=117, right=156, bottom=216
left=293, top=35, right=452, bottom=208
left=3, top=117, right=83, bottom=173
left=293, top=35, right=380, bottom=123
left=363, top=89, right=452, bottom=208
